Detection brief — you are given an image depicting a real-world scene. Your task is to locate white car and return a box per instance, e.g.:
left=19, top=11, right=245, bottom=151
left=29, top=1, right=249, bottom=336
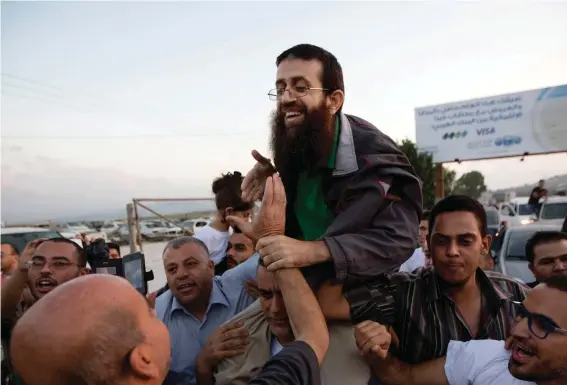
left=99, top=221, right=124, bottom=236
left=538, top=196, right=567, bottom=227
left=57, top=222, right=108, bottom=242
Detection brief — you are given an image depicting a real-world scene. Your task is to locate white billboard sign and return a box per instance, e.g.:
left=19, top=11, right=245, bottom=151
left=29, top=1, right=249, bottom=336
left=415, top=85, right=567, bottom=163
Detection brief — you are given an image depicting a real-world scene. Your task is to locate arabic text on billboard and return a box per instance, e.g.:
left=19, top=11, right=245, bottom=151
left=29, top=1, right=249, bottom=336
left=415, top=85, right=567, bottom=163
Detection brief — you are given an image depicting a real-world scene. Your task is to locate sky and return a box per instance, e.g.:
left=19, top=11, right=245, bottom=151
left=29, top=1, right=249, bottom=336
left=1, top=1, right=567, bottom=223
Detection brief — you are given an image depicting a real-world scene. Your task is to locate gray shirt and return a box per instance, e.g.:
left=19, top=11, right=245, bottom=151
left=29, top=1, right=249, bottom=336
left=156, top=253, right=259, bottom=385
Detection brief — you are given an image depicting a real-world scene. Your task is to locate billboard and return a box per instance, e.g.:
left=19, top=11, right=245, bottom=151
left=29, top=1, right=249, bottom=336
left=415, top=85, right=567, bottom=163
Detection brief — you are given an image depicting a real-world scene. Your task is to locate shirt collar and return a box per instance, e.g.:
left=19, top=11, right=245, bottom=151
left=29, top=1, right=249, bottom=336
left=170, top=278, right=230, bottom=316
left=425, top=268, right=511, bottom=306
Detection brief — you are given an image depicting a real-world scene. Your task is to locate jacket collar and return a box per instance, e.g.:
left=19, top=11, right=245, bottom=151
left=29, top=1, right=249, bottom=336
left=332, top=112, right=359, bottom=176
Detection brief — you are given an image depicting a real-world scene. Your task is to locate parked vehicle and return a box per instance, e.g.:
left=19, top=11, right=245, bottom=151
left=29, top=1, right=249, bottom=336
left=495, top=223, right=562, bottom=284
left=56, top=222, right=107, bottom=242
left=538, top=196, right=567, bottom=227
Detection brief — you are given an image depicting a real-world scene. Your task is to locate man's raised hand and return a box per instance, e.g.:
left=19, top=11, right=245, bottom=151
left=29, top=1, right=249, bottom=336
left=241, top=150, right=276, bottom=202
left=227, top=174, right=286, bottom=241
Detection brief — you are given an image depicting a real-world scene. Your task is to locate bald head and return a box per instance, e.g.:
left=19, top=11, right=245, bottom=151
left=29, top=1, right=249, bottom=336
left=11, top=275, right=170, bottom=385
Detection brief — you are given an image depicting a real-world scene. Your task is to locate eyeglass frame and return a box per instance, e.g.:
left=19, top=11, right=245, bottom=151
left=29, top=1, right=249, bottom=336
left=267, top=85, right=329, bottom=101
left=25, top=257, right=85, bottom=271
left=510, top=300, right=567, bottom=339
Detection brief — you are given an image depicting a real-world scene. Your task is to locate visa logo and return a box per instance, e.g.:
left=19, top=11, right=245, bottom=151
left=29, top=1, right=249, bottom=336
left=476, top=127, right=495, bottom=136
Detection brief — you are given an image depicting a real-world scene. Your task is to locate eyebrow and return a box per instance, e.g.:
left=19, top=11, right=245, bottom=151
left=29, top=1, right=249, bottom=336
left=538, top=253, right=567, bottom=261
left=432, top=232, right=476, bottom=238
left=32, top=255, right=71, bottom=261
left=522, top=304, right=561, bottom=326
left=275, top=76, right=309, bottom=87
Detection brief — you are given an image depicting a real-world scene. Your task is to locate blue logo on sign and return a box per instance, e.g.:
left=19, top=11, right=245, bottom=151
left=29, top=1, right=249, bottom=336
left=494, top=136, right=522, bottom=147
left=476, top=127, right=496, bottom=136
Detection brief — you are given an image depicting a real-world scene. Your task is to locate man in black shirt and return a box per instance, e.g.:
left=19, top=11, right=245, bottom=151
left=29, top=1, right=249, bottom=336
left=528, top=179, right=548, bottom=215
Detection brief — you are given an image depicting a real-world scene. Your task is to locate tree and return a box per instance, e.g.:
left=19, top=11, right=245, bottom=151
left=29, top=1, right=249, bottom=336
left=398, top=140, right=461, bottom=208
left=452, top=171, right=488, bottom=199
left=443, top=169, right=456, bottom=196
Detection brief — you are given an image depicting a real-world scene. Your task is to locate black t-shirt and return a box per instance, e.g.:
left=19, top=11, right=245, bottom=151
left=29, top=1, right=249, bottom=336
left=528, top=187, right=546, bottom=205
left=248, top=340, right=320, bottom=385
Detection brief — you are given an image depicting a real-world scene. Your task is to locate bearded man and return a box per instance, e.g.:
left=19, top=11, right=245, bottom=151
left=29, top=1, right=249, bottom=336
left=234, top=43, right=423, bottom=286
left=216, top=44, right=423, bottom=385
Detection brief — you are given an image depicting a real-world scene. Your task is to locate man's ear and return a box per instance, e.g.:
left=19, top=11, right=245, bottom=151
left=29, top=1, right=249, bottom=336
left=326, top=90, right=344, bottom=116
left=528, top=262, right=535, bottom=275
left=129, top=344, right=160, bottom=380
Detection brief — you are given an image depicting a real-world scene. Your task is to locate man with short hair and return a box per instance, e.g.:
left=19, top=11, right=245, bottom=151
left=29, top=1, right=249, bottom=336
left=107, top=241, right=121, bottom=259
left=1, top=237, right=90, bottom=384
left=155, top=236, right=258, bottom=385
left=525, top=231, right=567, bottom=288
left=353, top=275, right=567, bottom=385
left=10, top=274, right=171, bottom=385
left=201, top=258, right=370, bottom=385
left=1, top=243, right=19, bottom=285
left=214, top=228, right=256, bottom=276
left=318, top=195, right=529, bottom=364
left=528, top=180, right=547, bottom=215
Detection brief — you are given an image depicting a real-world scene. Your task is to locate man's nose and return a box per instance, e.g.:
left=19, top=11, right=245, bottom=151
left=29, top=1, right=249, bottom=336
left=281, top=89, right=297, bottom=104
left=40, top=262, right=53, bottom=274
left=510, top=316, right=531, bottom=340
left=446, top=241, right=460, bottom=257
left=270, top=295, right=285, bottom=313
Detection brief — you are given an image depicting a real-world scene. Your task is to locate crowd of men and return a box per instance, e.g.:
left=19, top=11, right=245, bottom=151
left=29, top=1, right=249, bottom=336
left=2, top=44, right=567, bottom=385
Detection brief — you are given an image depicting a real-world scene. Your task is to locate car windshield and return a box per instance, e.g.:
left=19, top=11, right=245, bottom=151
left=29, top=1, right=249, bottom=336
left=1, top=231, right=63, bottom=254
left=540, top=202, right=567, bottom=220
left=485, top=210, right=499, bottom=226
left=503, top=230, right=540, bottom=260
left=517, top=204, right=532, bottom=216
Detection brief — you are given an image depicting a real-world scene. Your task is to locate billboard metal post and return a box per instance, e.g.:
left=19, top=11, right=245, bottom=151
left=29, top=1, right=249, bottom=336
left=126, top=203, right=141, bottom=253
left=435, top=164, right=445, bottom=201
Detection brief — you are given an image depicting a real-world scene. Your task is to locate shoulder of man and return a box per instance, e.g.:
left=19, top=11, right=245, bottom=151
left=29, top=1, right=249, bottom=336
left=344, top=114, right=422, bottom=204
left=154, top=289, right=174, bottom=320
left=484, top=270, right=531, bottom=299
left=346, top=114, right=403, bottom=158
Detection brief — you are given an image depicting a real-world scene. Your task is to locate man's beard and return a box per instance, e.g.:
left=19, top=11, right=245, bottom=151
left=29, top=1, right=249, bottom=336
left=269, top=101, right=333, bottom=182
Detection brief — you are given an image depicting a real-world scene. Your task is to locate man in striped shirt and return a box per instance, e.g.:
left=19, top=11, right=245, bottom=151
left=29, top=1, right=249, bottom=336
left=318, top=195, right=530, bottom=364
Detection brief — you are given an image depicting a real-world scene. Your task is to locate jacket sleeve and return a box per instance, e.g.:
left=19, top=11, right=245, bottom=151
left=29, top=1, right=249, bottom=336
left=322, top=162, right=422, bottom=282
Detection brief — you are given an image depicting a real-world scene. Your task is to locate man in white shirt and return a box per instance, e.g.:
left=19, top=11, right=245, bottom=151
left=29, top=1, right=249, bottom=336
left=354, top=275, right=567, bottom=385
left=399, top=209, right=430, bottom=273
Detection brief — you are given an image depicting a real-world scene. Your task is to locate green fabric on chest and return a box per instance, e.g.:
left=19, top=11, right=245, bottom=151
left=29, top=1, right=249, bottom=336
left=294, top=119, right=340, bottom=241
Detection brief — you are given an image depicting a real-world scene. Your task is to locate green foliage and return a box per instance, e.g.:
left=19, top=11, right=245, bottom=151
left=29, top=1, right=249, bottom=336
left=452, top=171, right=488, bottom=199
left=398, top=139, right=436, bottom=208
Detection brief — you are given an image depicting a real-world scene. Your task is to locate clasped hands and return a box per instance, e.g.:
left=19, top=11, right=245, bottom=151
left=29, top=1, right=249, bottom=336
left=227, top=174, right=326, bottom=271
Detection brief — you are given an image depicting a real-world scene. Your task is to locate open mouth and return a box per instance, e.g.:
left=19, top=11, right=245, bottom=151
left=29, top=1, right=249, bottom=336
left=177, top=283, right=196, bottom=294
left=512, top=342, right=535, bottom=362
left=284, top=111, right=303, bottom=123
left=36, top=278, right=58, bottom=293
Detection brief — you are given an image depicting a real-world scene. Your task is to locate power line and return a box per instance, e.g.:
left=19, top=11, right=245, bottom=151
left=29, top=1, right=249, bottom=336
left=1, top=132, right=254, bottom=139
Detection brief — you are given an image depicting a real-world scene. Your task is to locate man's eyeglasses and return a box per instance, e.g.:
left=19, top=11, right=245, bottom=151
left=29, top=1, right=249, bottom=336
left=25, top=259, right=83, bottom=271
left=510, top=301, right=567, bottom=339
left=267, top=85, right=328, bottom=101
